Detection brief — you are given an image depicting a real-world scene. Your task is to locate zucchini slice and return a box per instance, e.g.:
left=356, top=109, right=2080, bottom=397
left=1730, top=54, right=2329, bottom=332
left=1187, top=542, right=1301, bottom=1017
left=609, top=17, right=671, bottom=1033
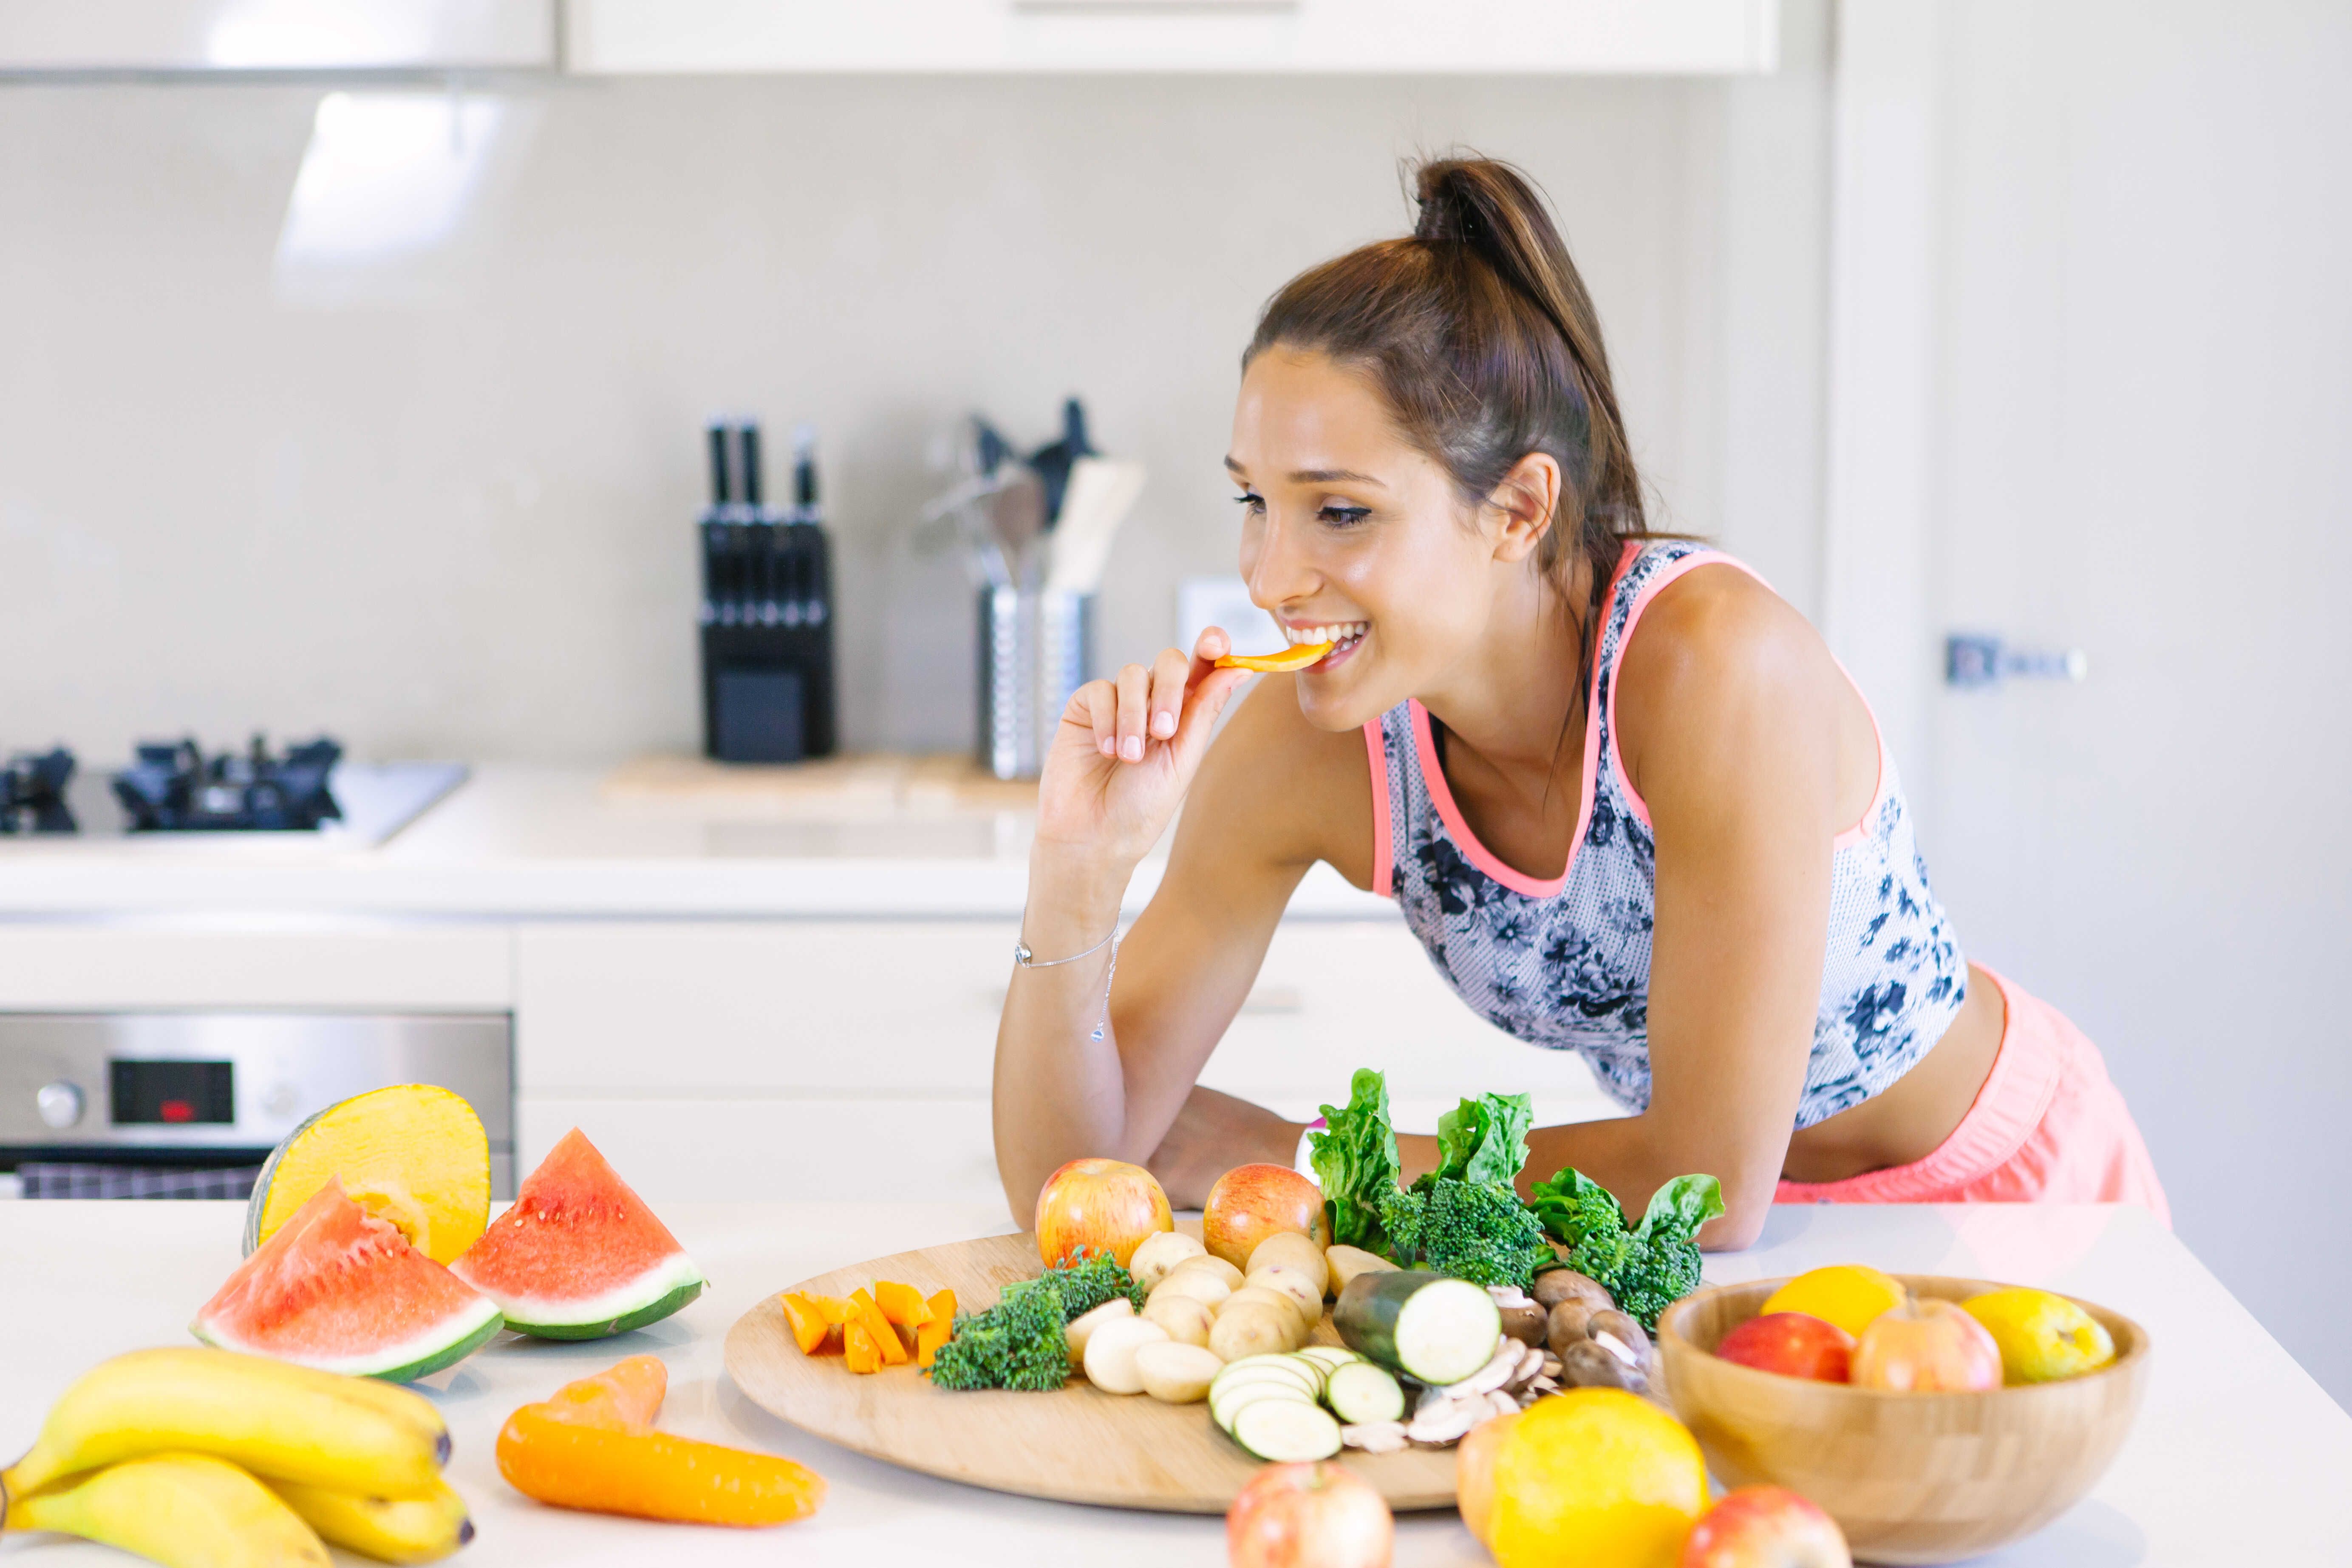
left=1323, top=1360, right=1406, bottom=1425
left=1211, top=1379, right=1316, bottom=1433
left=1228, top=1397, right=1343, bottom=1462
left=1333, top=1270, right=1503, bottom=1387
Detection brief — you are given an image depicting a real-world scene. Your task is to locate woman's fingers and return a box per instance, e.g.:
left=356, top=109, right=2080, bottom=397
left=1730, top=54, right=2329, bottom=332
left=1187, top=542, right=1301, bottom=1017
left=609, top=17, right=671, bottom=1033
left=1073, top=678, right=1118, bottom=757
left=1114, top=662, right=1152, bottom=762
left=1148, top=648, right=1190, bottom=740
left=1172, top=665, right=1250, bottom=772
left=1190, top=624, right=1233, bottom=682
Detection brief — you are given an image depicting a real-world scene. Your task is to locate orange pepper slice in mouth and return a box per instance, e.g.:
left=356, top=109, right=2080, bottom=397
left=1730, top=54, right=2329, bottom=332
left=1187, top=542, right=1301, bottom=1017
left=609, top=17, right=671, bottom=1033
left=1215, top=641, right=1334, bottom=673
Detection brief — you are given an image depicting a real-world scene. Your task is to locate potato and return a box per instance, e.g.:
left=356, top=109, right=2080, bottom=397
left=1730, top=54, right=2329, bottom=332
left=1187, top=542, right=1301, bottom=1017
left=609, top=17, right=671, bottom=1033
left=1220, top=1284, right=1312, bottom=1338
left=1245, top=1262, right=1327, bottom=1327
left=1533, top=1268, right=1614, bottom=1313
left=1209, top=1300, right=1299, bottom=1362
left=1082, top=1316, right=1171, bottom=1395
left=1065, top=1296, right=1135, bottom=1360
left=1127, top=1229, right=1207, bottom=1291
left=1166, top=1254, right=1244, bottom=1290
left=1141, top=1291, right=1215, bottom=1348
left=1324, top=1244, right=1398, bottom=1295
left=1246, top=1231, right=1329, bottom=1293
left=1134, top=1341, right=1224, bottom=1404
left=1150, top=1269, right=1233, bottom=1310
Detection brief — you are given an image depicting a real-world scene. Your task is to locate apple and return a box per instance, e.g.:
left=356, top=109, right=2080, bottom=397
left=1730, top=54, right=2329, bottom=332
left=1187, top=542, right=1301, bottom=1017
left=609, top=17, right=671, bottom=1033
left=1203, top=1163, right=1330, bottom=1269
left=1850, top=1297, right=2002, bottom=1393
left=1680, top=1486, right=1851, bottom=1568
left=1226, top=1460, right=1394, bottom=1568
left=1034, top=1157, right=1172, bottom=1269
left=1714, top=1313, right=1855, bottom=1384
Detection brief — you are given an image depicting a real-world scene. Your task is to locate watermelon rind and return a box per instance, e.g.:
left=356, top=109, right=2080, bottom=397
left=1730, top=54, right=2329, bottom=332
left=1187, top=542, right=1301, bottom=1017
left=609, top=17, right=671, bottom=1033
left=479, top=1254, right=708, bottom=1341
left=194, top=1290, right=505, bottom=1384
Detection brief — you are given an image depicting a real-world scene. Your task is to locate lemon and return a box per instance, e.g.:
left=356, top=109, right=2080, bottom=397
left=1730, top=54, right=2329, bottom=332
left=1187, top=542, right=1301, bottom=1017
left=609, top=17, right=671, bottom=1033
left=1760, top=1264, right=1907, bottom=1340
left=1963, top=1287, right=2116, bottom=1384
left=1489, top=1389, right=1707, bottom=1568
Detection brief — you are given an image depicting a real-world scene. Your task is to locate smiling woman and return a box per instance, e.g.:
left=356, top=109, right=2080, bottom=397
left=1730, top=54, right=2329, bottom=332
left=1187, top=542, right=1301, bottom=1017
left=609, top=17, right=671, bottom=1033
left=991, top=156, right=2168, bottom=1247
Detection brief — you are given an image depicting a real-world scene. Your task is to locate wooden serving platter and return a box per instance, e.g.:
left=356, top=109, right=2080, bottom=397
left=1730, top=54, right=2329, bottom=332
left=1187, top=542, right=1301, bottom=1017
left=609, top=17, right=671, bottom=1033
left=724, top=1230, right=1460, bottom=1514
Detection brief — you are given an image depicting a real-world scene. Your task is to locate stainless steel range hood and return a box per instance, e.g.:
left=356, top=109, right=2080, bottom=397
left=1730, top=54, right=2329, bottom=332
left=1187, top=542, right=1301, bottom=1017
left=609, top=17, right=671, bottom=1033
left=0, top=0, right=555, bottom=77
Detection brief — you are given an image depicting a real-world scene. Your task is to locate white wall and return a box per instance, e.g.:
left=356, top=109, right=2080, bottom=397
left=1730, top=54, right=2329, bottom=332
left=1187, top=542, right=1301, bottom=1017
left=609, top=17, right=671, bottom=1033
left=0, top=20, right=1830, bottom=766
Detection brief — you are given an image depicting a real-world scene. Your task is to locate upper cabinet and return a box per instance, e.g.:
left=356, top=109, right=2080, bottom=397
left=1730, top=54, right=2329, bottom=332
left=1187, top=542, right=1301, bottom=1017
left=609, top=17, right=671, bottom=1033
left=0, top=0, right=554, bottom=73
left=563, top=0, right=1780, bottom=76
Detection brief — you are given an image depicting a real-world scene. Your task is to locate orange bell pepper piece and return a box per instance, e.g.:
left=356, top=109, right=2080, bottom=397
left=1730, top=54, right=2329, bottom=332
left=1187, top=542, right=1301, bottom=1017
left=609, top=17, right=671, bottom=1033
left=873, top=1280, right=934, bottom=1329
left=778, top=1292, right=839, bottom=1355
left=843, top=1321, right=883, bottom=1374
left=499, top=1362, right=826, bottom=1527
left=847, top=1288, right=909, bottom=1365
left=914, top=1289, right=957, bottom=1368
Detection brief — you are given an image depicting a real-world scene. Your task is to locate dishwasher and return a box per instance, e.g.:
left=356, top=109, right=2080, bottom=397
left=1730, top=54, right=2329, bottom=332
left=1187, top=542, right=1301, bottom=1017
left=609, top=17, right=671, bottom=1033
left=0, top=1013, right=512, bottom=1200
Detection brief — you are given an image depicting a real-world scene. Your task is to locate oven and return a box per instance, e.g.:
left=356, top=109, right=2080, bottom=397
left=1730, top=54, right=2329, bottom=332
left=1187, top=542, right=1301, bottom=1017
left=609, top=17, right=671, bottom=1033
left=0, top=1013, right=512, bottom=1199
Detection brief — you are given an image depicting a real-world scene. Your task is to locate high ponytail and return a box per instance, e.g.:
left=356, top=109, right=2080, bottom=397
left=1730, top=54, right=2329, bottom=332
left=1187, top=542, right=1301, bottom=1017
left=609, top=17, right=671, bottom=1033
left=1245, top=154, right=1656, bottom=706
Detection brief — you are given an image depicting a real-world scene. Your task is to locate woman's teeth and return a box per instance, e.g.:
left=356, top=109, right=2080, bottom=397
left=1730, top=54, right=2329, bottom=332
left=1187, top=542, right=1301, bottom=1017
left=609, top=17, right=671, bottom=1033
left=1285, top=621, right=1368, bottom=649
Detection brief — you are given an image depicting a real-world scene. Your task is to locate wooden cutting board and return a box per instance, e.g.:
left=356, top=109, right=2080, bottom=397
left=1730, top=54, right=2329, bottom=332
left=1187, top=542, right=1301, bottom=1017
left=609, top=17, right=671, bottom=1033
left=723, top=1229, right=1461, bottom=1514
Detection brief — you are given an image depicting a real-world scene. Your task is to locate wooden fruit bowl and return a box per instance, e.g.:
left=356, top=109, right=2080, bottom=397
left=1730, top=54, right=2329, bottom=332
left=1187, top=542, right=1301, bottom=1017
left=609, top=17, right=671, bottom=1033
left=1656, top=1275, right=2149, bottom=1566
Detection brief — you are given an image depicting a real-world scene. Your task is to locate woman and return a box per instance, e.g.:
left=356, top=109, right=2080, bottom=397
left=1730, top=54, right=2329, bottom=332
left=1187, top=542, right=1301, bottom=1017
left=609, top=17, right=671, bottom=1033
left=993, top=157, right=2167, bottom=1248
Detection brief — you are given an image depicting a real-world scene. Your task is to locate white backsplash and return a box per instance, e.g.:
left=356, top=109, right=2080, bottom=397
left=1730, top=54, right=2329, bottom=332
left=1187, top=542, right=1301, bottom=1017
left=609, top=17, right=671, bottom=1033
left=0, top=10, right=1828, bottom=763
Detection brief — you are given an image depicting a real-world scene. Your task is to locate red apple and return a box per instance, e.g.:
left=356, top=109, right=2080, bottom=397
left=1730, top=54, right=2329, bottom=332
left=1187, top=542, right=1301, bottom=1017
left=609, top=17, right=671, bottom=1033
left=1851, top=1297, right=2002, bottom=1393
left=1681, top=1486, right=1851, bottom=1568
left=1715, top=1312, right=1856, bottom=1383
left=1034, top=1157, right=1172, bottom=1268
left=1227, top=1460, right=1393, bottom=1568
left=1203, top=1163, right=1330, bottom=1269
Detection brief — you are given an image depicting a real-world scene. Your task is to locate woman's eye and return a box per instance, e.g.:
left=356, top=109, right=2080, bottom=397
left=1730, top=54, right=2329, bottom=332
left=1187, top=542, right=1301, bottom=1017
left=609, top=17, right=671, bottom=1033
left=1233, top=491, right=1265, bottom=515
left=1319, top=504, right=1373, bottom=528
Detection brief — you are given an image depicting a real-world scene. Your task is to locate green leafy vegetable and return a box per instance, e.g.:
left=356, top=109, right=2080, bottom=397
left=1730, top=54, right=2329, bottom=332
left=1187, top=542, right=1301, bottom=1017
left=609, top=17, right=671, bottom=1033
left=925, top=1248, right=1145, bottom=1392
left=1310, top=1068, right=1404, bottom=1254
left=1432, top=1091, right=1534, bottom=1187
left=1382, top=1088, right=1551, bottom=1290
left=1528, top=1168, right=1726, bottom=1330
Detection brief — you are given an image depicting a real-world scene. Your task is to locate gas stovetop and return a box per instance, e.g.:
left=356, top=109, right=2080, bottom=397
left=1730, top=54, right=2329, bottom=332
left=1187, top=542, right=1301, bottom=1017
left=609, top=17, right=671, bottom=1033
left=0, top=738, right=465, bottom=846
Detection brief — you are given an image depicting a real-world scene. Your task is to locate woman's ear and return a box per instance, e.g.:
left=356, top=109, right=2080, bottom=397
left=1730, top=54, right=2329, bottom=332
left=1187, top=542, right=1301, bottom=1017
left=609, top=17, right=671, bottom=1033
left=1484, top=452, right=1563, bottom=564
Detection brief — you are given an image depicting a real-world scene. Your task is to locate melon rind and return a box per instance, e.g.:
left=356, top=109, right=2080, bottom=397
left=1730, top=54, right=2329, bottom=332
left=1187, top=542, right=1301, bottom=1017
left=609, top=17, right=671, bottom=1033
left=477, top=1253, right=708, bottom=1341
left=193, top=1294, right=505, bottom=1384
left=243, top=1084, right=491, bottom=1265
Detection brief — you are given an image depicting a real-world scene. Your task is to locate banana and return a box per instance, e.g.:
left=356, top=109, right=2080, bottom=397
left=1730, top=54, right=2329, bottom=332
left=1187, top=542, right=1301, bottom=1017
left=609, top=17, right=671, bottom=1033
left=268, top=1477, right=474, bottom=1565
left=1, top=1348, right=447, bottom=1503
left=2, top=1452, right=331, bottom=1568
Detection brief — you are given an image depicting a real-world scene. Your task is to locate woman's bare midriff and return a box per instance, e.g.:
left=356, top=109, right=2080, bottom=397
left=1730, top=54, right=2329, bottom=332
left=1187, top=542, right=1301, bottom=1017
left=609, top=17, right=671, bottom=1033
left=1777, top=964, right=2008, bottom=1184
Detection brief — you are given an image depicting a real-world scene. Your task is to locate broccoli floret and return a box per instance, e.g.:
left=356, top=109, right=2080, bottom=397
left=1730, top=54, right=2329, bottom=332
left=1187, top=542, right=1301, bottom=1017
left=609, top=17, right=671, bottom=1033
left=1382, top=1177, right=1555, bottom=1291
left=924, top=1248, right=1144, bottom=1392
left=924, top=1285, right=1070, bottom=1391
left=1528, top=1168, right=1725, bottom=1330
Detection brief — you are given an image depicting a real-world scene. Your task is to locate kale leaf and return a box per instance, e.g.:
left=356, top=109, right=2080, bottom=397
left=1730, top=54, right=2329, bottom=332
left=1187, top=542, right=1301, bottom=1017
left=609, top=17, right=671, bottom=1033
left=1310, top=1068, right=1404, bottom=1254
left=1528, top=1167, right=1726, bottom=1330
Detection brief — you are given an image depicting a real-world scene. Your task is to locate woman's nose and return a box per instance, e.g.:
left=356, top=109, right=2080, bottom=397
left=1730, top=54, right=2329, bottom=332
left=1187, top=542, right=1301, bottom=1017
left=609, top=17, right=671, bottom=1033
left=1241, top=511, right=1316, bottom=610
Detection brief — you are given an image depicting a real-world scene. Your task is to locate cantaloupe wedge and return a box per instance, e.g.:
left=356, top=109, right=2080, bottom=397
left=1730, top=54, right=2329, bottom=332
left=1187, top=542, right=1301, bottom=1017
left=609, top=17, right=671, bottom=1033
left=243, top=1084, right=492, bottom=1266
left=1214, top=641, right=1333, bottom=673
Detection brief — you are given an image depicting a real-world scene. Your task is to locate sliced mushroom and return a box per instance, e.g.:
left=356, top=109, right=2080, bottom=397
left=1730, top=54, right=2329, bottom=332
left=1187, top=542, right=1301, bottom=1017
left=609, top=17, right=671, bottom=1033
left=1341, top=1421, right=1410, bottom=1453
left=1437, top=1341, right=1524, bottom=1400
left=1406, top=1398, right=1482, bottom=1446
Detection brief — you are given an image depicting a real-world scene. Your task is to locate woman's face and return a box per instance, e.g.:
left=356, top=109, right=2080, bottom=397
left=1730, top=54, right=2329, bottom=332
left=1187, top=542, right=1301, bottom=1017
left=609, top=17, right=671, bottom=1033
left=1227, top=346, right=1532, bottom=732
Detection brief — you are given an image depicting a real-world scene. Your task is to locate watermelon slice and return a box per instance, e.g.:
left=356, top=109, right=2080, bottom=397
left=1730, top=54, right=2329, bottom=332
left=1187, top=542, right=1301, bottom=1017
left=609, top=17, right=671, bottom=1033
left=450, top=1129, right=705, bottom=1340
left=194, top=1178, right=503, bottom=1382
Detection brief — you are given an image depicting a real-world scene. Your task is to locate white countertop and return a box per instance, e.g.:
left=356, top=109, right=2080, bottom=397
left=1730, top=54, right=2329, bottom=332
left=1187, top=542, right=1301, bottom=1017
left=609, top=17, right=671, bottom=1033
left=0, top=766, right=1392, bottom=922
left=3, top=1200, right=2347, bottom=1566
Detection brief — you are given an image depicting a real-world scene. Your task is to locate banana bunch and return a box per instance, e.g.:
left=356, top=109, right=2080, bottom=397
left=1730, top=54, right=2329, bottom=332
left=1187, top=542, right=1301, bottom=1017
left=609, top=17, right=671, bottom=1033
left=1, top=1347, right=473, bottom=1566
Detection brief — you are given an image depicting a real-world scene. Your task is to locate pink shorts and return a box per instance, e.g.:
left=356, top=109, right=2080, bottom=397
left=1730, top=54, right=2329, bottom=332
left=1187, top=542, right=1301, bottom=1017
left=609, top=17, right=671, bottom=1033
left=1775, top=967, right=2171, bottom=1226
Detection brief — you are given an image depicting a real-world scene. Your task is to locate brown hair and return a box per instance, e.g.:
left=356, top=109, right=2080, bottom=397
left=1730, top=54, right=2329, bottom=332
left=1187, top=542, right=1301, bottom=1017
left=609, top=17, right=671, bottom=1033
left=1244, top=155, right=1657, bottom=708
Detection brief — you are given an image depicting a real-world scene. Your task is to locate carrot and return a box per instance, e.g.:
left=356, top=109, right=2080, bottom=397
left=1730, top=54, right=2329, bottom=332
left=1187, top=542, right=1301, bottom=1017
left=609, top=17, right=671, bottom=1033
left=872, top=1280, right=934, bottom=1329
left=847, top=1289, right=909, bottom=1366
left=498, top=1402, right=825, bottom=1527
left=778, top=1292, right=839, bottom=1355
left=541, top=1354, right=666, bottom=1429
left=915, top=1288, right=957, bottom=1367
left=843, top=1321, right=883, bottom=1374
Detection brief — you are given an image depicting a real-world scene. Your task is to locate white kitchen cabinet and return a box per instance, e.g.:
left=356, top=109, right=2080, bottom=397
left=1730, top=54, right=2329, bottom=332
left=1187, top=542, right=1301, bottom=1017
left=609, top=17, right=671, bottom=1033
left=0, top=923, right=513, bottom=1010
left=565, top=0, right=1778, bottom=76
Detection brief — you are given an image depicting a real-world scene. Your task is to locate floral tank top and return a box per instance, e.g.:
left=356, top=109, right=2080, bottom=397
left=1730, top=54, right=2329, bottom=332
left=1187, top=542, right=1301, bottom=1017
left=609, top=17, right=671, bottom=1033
left=1365, top=539, right=1967, bottom=1129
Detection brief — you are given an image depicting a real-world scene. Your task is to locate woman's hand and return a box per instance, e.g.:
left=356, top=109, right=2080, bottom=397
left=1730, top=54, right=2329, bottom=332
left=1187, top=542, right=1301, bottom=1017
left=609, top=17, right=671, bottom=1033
left=1035, top=628, right=1254, bottom=875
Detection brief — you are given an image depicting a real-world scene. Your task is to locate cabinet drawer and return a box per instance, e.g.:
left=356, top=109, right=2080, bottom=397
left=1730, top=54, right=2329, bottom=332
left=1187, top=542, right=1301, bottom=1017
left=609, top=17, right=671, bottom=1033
left=516, top=922, right=1015, bottom=1093
left=519, top=1094, right=1002, bottom=1209
left=0, top=925, right=512, bottom=1010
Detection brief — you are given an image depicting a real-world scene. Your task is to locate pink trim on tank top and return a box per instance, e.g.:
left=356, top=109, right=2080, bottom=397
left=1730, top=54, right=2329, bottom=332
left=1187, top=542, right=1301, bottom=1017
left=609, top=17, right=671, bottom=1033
left=1363, top=720, right=1394, bottom=899
left=1391, top=543, right=1642, bottom=900
left=1602, top=552, right=1891, bottom=850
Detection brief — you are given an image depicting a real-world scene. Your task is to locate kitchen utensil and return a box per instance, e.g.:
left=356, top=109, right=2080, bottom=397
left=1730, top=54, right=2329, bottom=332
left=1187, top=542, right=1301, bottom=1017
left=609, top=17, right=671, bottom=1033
left=723, top=1225, right=1460, bottom=1513
left=1027, top=396, right=1094, bottom=526
left=1657, top=1274, right=2149, bottom=1565
left=984, top=465, right=1049, bottom=585
left=1043, top=456, right=1145, bottom=595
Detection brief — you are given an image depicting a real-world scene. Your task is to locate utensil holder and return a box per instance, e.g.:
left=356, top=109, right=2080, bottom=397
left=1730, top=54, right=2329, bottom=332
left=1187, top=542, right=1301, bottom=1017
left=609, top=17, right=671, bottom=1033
left=978, top=587, right=1094, bottom=781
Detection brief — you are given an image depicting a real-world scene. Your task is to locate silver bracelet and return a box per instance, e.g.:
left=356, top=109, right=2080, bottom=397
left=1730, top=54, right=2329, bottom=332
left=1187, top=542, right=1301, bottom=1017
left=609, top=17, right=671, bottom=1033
left=1013, top=924, right=1117, bottom=968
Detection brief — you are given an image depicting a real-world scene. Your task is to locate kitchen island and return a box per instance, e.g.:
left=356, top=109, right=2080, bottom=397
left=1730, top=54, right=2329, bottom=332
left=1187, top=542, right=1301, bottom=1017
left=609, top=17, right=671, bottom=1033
left=3, top=1200, right=2346, bottom=1566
